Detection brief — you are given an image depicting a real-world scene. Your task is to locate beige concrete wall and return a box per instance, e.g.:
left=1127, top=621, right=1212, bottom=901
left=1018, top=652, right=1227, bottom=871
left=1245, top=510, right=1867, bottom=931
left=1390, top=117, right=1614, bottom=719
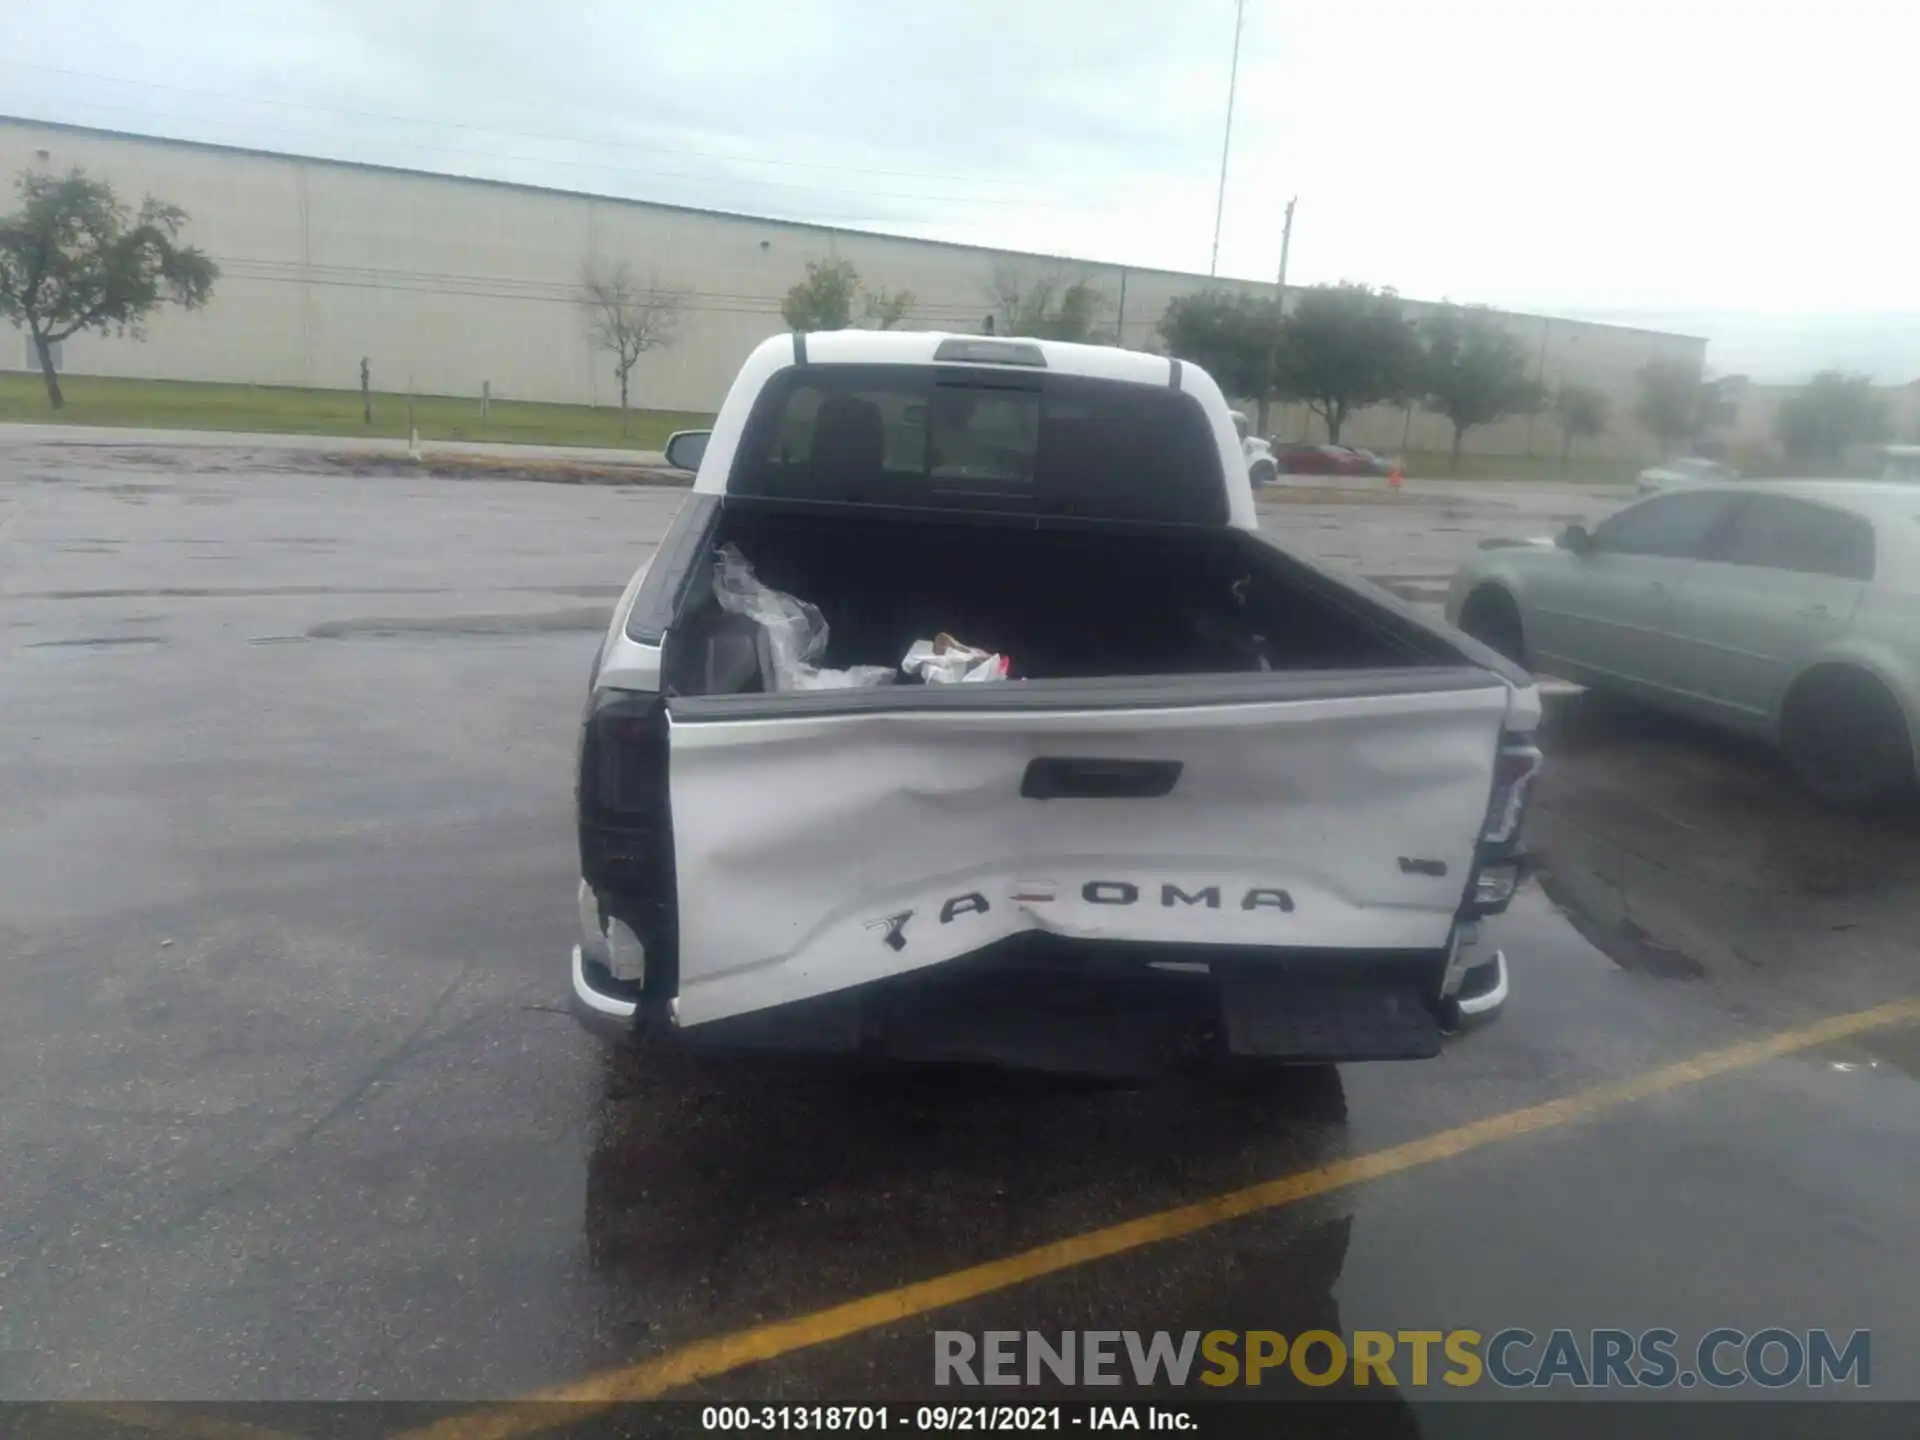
left=3, top=117, right=1703, bottom=456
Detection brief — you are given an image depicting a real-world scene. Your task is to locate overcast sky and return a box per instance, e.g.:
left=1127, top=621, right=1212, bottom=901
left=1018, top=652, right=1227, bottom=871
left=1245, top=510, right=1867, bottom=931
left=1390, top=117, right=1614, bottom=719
left=3, top=0, right=1913, bottom=381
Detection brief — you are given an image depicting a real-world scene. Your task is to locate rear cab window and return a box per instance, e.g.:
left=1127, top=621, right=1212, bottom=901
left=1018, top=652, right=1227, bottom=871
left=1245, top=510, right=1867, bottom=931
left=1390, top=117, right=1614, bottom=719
left=728, top=364, right=1228, bottom=526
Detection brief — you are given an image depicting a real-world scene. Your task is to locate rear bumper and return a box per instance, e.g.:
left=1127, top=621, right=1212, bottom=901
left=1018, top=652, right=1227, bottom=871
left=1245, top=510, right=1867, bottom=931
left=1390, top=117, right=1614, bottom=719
left=569, top=944, right=639, bottom=1043
left=567, top=924, right=1510, bottom=1072
left=1451, top=948, right=1509, bottom=1022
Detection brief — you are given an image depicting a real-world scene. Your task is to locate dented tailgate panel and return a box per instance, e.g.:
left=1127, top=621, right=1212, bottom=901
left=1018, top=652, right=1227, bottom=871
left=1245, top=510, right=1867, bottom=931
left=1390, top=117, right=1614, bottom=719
left=666, top=684, right=1510, bottom=1027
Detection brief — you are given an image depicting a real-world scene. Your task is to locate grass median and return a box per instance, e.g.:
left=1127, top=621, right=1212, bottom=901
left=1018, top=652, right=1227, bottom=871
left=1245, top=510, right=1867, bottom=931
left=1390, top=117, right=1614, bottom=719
left=0, top=372, right=712, bottom=452
left=1398, top=449, right=1640, bottom=484
left=3, top=373, right=1645, bottom=483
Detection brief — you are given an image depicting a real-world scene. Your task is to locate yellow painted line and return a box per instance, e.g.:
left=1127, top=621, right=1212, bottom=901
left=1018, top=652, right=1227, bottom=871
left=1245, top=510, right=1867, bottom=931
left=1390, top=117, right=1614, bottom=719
left=402, top=996, right=1920, bottom=1440
left=77, top=1404, right=298, bottom=1440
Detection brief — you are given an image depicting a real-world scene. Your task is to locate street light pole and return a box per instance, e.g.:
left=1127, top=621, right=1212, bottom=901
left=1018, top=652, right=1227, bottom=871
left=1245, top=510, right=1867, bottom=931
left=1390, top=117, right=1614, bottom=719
left=1209, top=0, right=1246, bottom=277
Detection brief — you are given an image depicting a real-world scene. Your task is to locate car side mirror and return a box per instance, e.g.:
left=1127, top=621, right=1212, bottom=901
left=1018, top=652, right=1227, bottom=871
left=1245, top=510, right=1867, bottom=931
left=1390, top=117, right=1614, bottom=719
left=1558, top=523, right=1594, bottom=554
left=663, top=429, right=711, bottom=473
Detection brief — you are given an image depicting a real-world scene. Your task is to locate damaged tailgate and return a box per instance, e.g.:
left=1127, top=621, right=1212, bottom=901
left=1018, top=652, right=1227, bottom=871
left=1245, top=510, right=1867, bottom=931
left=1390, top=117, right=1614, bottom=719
left=665, top=671, right=1512, bottom=1027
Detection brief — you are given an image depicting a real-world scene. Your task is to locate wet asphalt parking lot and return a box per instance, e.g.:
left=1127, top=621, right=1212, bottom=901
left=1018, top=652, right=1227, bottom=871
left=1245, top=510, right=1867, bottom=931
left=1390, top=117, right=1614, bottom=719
left=1, top=436, right=1916, bottom=1435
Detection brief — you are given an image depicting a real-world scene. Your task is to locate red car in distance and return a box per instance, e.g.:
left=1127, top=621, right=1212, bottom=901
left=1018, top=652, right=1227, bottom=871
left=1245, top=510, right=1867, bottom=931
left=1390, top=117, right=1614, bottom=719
left=1276, top=443, right=1392, bottom=476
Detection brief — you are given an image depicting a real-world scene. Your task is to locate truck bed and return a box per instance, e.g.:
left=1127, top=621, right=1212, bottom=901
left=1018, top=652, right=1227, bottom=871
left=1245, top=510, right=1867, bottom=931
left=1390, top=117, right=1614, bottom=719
left=663, top=503, right=1458, bottom=695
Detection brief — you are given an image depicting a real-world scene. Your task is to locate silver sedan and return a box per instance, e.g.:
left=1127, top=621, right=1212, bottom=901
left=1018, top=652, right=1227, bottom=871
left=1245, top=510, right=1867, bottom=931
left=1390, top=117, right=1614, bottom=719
left=1636, top=456, right=1740, bottom=494
left=1446, top=480, right=1920, bottom=806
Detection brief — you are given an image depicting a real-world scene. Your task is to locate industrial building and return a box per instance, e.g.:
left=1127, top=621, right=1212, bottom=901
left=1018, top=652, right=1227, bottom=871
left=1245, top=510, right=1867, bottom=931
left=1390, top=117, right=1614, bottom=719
left=1, top=116, right=1706, bottom=457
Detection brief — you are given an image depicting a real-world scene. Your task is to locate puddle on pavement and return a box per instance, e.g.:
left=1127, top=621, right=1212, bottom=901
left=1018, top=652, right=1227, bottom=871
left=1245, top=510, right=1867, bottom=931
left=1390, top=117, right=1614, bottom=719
left=83, top=480, right=175, bottom=495
left=512, top=582, right=628, bottom=599
left=1362, top=574, right=1455, bottom=604
left=23, top=585, right=451, bottom=599
left=1535, top=864, right=1707, bottom=979
left=304, top=607, right=610, bottom=639
left=1539, top=691, right=1920, bottom=904
left=1803, top=1028, right=1920, bottom=1080
left=24, top=636, right=166, bottom=650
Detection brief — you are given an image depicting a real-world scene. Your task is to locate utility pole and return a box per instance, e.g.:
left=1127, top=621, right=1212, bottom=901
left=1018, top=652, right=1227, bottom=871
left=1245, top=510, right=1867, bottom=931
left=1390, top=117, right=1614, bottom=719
left=1275, top=195, right=1297, bottom=302
left=1525, top=317, right=1551, bottom=456
left=1209, top=0, right=1246, bottom=277
left=1259, top=196, right=1296, bottom=436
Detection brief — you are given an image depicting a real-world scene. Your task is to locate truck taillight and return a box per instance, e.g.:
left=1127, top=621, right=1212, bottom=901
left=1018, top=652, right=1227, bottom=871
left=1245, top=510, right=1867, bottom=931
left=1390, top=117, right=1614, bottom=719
left=578, top=693, right=671, bottom=889
left=578, top=692, right=678, bottom=996
left=1472, top=861, right=1523, bottom=909
left=584, top=700, right=668, bottom=821
left=1482, top=740, right=1542, bottom=846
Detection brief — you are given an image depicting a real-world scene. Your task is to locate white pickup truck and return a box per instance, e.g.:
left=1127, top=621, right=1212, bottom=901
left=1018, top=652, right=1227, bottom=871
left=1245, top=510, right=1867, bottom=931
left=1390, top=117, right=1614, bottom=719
left=571, top=331, right=1540, bottom=1074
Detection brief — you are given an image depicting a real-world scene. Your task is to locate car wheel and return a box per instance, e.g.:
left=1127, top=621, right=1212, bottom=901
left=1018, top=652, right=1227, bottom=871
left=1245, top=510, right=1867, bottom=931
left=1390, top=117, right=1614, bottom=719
left=1780, top=667, right=1916, bottom=809
left=1250, top=460, right=1276, bottom=487
left=1457, top=586, right=1527, bottom=668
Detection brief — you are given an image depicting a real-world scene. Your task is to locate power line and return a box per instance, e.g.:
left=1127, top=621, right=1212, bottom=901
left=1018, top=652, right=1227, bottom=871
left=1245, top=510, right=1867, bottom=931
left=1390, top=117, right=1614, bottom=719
left=208, top=257, right=1002, bottom=320
left=0, top=90, right=1107, bottom=214
left=0, top=58, right=1132, bottom=193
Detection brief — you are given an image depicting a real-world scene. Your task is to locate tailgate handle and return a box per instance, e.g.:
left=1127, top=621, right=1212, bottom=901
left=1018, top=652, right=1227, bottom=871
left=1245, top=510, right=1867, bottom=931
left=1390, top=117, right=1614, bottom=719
left=1021, top=757, right=1183, bottom=800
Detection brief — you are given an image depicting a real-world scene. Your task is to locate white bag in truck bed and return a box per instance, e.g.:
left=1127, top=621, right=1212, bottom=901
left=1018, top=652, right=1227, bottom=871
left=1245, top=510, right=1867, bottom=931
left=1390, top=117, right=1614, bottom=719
left=667, top=680, right=1511, bottom=1025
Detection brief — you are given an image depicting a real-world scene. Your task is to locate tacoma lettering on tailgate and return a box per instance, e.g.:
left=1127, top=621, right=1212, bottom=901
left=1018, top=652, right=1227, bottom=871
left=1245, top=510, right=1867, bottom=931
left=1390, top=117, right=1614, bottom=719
left=865, top=880, right=1298, bottom=949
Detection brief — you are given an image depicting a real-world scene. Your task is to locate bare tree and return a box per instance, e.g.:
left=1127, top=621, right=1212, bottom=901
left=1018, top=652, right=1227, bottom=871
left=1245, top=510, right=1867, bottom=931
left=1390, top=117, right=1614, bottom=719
left=986, top=263, right=1050, bottom=334
left=985, top=263, right=1112, bottom=343
left=863, top=287, right=915, bottom=330
left=580, top=263, right=685, bottom=435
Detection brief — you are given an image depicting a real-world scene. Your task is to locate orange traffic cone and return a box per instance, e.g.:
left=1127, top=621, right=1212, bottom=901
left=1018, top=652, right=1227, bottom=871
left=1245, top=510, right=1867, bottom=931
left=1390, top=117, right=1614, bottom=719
left=1388, top=459, right=1404, bottom=492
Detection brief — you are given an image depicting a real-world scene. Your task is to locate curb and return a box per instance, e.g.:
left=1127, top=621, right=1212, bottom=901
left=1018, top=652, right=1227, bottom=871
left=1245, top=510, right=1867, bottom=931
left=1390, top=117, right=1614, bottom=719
left=312, top=452, right=694, bottom=487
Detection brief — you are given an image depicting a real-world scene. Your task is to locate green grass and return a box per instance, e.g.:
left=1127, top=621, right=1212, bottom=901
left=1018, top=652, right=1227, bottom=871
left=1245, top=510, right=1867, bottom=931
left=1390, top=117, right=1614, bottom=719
left=0, top=372, right=713, bottom=452
left=1400, top=449, right=1641, bottom=485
